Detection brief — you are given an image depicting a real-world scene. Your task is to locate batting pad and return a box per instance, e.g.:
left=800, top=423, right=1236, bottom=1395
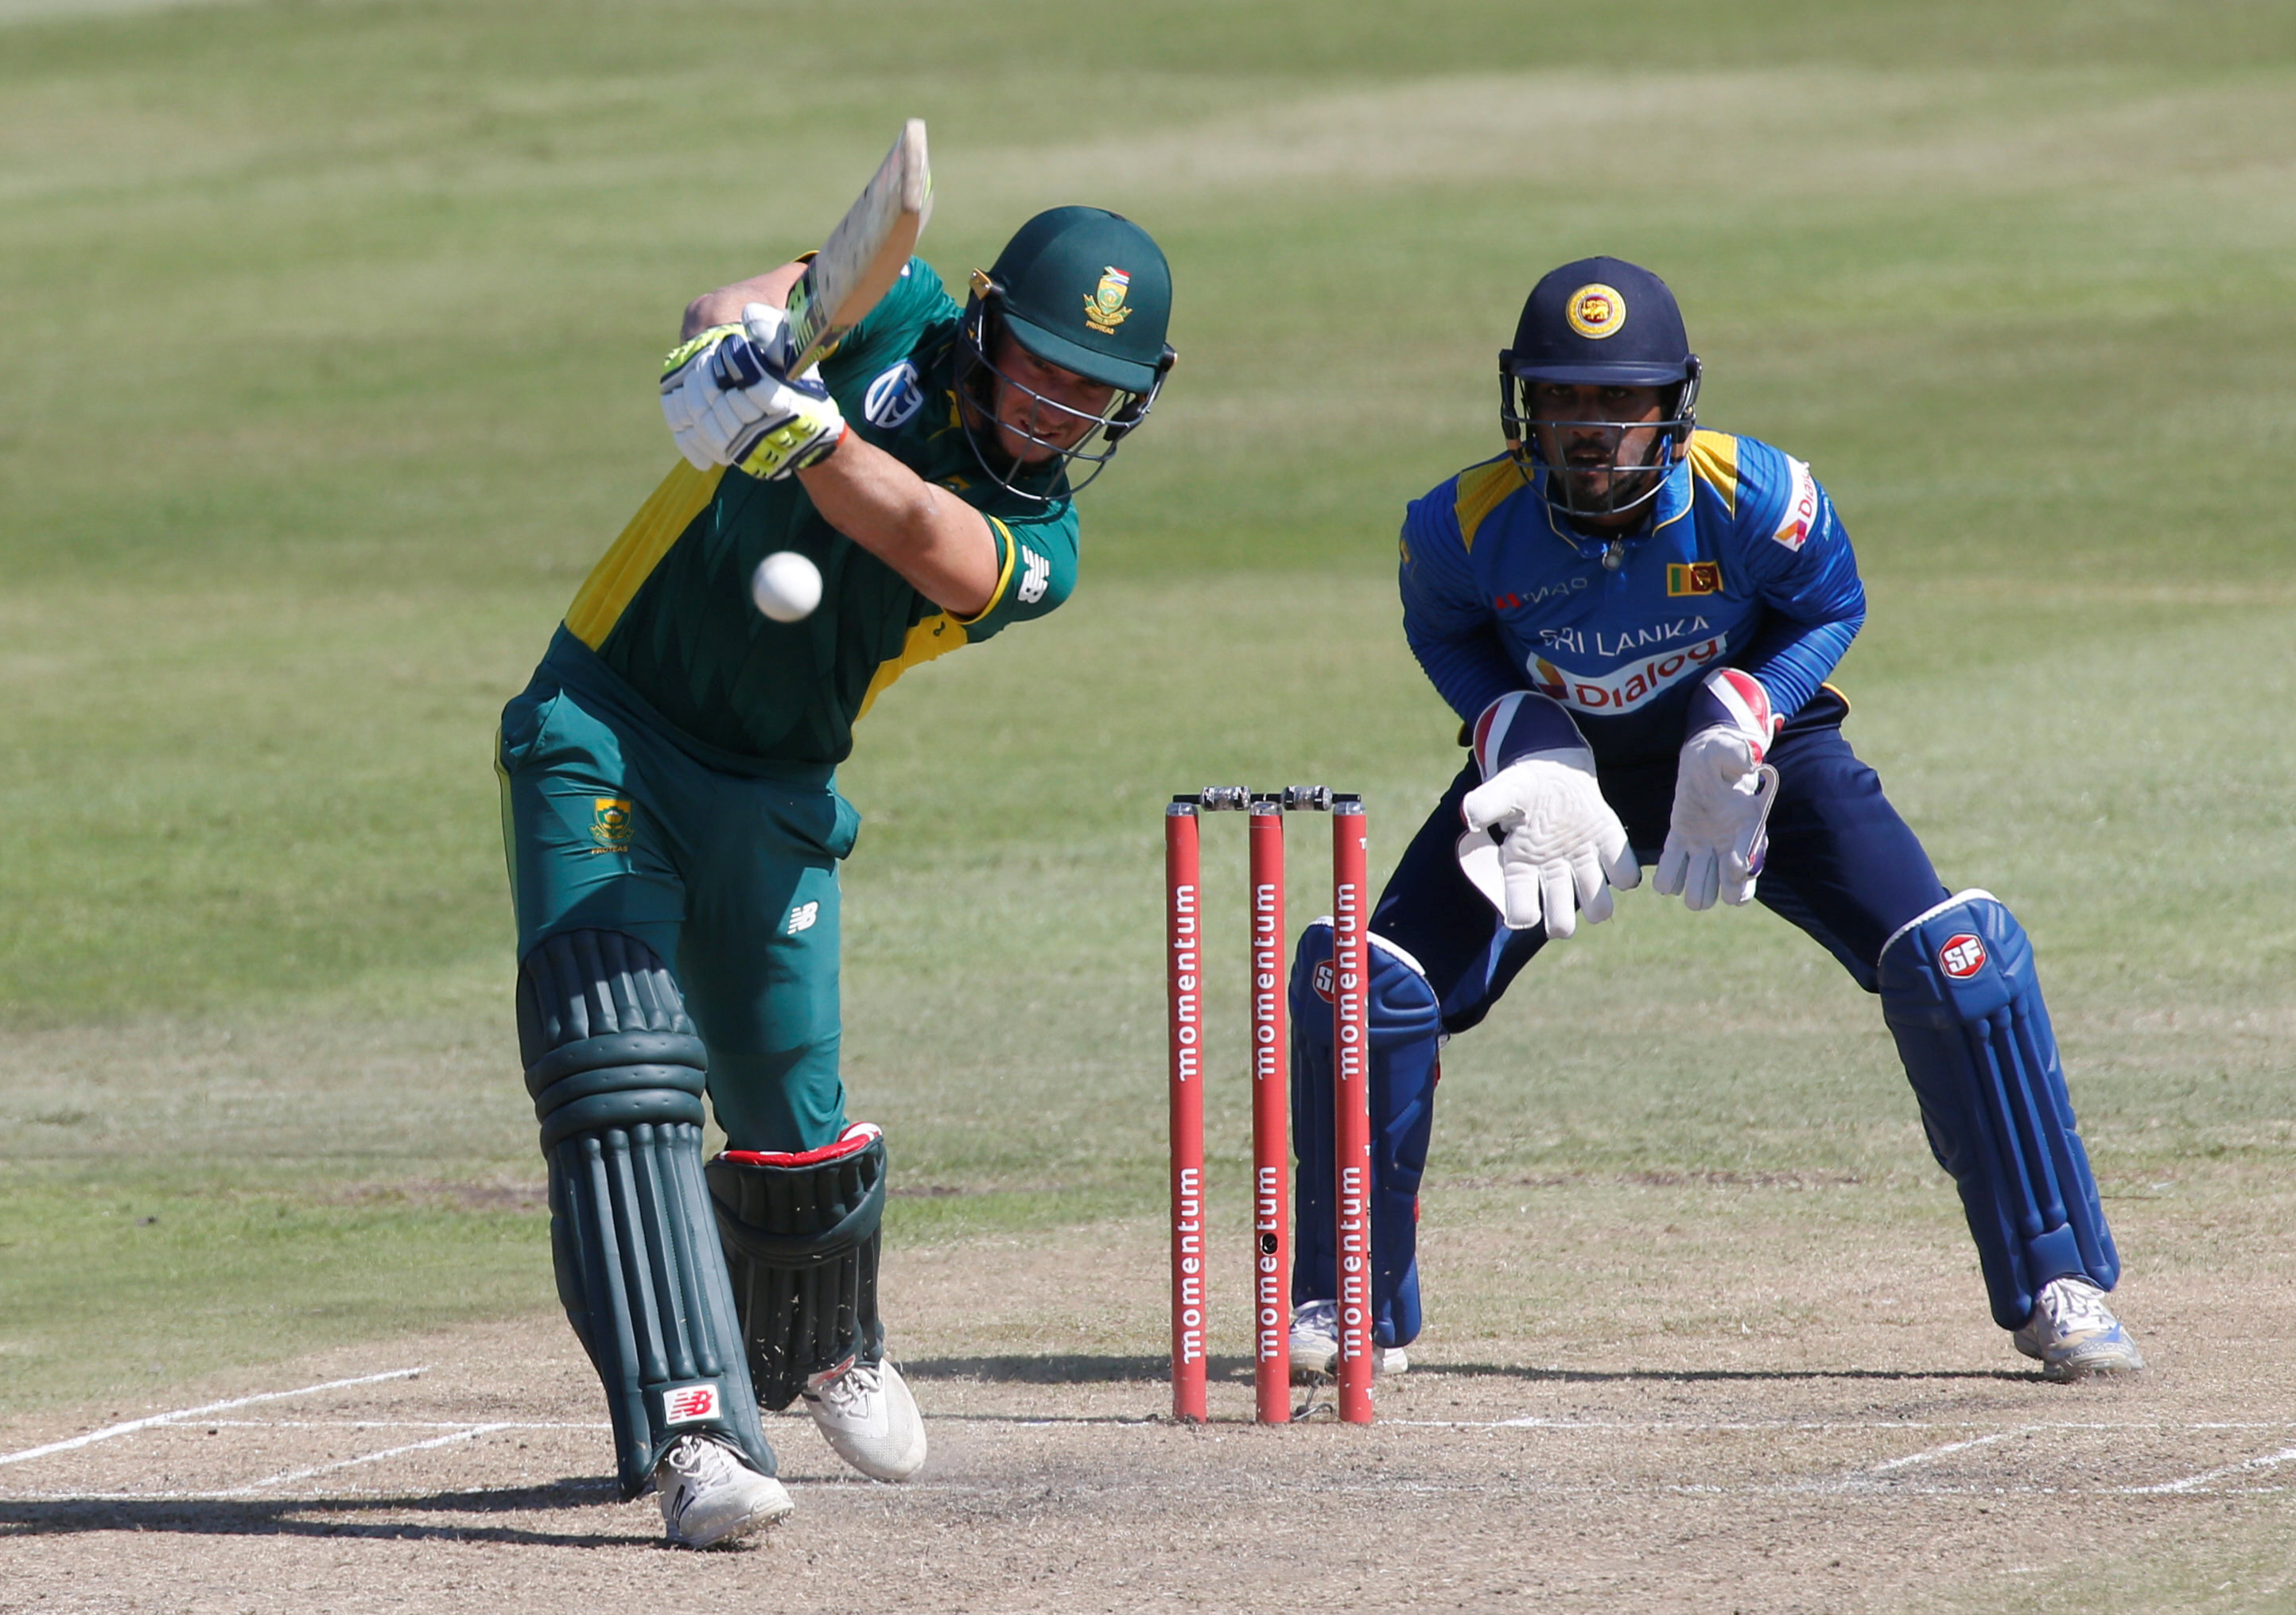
left=708, top=1123, right=888, bottom=1411
left=1878, top=891, right=2119, bottom=1330
left=519, top=930, right=777, bottom=1497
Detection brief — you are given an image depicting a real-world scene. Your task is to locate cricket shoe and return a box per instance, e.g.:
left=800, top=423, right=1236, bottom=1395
left=804, top=1356, right=927, bottom=1481
left=655, top=1433, right=792, bottom=1548
left=1286, top=1298, right=1409, bottom=1383
left=2013, top=1276, right=2146, bottom=1382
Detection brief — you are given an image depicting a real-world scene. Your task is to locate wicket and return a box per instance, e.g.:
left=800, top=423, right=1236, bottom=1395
left=1166, top=786, right=1374, bottom=1425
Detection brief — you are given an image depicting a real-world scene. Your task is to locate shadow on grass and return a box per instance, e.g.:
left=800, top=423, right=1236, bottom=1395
left=0, top=1478, right=664, bottom=1547
left=903, top=1353, right=2036, bottom=1386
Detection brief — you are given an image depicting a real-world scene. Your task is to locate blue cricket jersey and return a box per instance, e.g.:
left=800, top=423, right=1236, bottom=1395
left=1399, top=431, right=1867, bottom=764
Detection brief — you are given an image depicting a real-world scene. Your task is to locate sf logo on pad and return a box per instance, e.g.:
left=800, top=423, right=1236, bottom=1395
left=1938, top=933, right=1988, bottom=979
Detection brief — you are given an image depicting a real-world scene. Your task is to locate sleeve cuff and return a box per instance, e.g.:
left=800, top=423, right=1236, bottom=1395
left=951, top=514, right=1018, bottom=627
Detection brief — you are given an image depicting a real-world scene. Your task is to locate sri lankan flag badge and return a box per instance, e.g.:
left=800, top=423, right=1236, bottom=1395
left=1667, top=561, right=1723, bottom=596
left=591, top=798, right=634, bottom=851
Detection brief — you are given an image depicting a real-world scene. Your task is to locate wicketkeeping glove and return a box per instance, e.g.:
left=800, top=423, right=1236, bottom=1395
left=658, top=302, right=848, bottom=479
left=1654, top=667, right=1782, bottom=911
left=1455, top=692, right=1639, bottom=939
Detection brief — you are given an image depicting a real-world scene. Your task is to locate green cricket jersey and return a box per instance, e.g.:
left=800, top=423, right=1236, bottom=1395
left=539, top=258, right=1082, bottom=767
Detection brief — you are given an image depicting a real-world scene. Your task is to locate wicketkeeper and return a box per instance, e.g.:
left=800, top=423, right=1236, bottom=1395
left=1286, top=257, right=2142, bottom=1387
left=497, top=204, right=1174, bottom=1545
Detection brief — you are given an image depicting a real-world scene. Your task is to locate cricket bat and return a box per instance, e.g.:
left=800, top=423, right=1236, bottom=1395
left=779, top=118, right=934, bottom=375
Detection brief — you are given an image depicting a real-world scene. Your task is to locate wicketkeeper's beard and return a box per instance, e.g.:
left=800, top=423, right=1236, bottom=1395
left=1558, top=457, right=1658, bottom=510
left=1541, top=425, right=1669, bottom=522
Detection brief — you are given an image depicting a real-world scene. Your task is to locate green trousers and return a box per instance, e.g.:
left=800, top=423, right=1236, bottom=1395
left=496, top=659, right=860, bottom=1151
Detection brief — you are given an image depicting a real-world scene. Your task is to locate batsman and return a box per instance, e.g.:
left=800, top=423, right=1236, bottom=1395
left=496, top=144, right=1175, bottom=1545
left=1286, top=257, right=2142, bottom=1388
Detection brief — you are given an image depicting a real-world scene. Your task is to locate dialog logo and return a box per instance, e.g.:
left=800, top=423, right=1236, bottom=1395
left=1939, top=933, right=1987, bottom=979
left=662, top=1384, right=720, bottom=1425
left=1528, top=634, right=1726, bottom=714
left=1771, top=457, right=1820, bottom=552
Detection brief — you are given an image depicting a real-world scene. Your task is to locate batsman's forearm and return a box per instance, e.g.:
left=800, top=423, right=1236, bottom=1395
left=682, top=262, right=809, bottom=340
left=798, top=436, right=1000, bottom=617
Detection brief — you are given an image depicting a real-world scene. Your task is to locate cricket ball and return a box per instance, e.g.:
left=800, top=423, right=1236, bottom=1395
left=750, top=550, right=823, bottom=623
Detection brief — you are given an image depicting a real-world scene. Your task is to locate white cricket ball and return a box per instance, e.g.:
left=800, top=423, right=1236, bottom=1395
left=750, top=550, right=822, bottom=623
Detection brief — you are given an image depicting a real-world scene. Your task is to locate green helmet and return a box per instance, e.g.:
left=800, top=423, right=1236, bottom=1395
left=958, top=206, right=1177, bottom=499
left=989, top=205, right=1172, bottom=390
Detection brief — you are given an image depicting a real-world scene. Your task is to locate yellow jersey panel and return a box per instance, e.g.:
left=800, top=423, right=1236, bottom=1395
left=565, top=461, right=728, bottom=650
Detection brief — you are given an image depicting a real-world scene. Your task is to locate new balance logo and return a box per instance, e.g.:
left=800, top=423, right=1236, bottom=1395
left=787, top=901, right=820, bottom=934
left=1017, top=546, right=1052, bottom=604
left=662, top=1384, right=719, bottom=1424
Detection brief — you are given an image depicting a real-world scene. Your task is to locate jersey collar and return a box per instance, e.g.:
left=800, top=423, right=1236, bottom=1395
left=1531, top=452, right=1694, bottom=565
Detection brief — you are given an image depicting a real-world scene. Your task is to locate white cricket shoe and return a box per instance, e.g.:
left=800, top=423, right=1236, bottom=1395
left=804, top=1356, right=927, bottom=1481
left=655, top=1432, right=793, bottom=1548
left=2013, top=1276, right=2146, bottom=1381
left=1286, top=1297, right=1409, bottom=1383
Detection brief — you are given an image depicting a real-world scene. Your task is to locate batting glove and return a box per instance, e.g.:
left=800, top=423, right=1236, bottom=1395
left=658, top=303, right=847, bottom=479
left=1455, top=692, right=1639, bottom=939
left=1654, top=668, right=1782, bottom=911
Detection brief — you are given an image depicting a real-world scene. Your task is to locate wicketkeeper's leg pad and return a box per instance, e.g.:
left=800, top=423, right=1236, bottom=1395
left=706, top=1122, right=888, bottom=1412
left=519, top=929, right=776, bottom=1498
left=1877, top=891, right=2119, bottom=1330
left=1289, top=922, right=1443, bottom=1347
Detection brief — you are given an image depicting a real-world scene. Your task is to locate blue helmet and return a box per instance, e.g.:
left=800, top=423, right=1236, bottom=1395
left=1498, top=257, right=1701, bottom=522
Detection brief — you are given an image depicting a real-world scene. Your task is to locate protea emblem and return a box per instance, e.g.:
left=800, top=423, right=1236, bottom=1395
left=1084, top=266, right=1132, bottom=333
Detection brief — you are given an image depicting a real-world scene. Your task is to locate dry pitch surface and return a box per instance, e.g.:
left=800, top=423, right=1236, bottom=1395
left=3, top=1181, right=2292, bottom=1615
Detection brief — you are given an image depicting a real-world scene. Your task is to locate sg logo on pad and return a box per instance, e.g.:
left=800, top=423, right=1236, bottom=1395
left=1938, top=934, right=1988, bottom=979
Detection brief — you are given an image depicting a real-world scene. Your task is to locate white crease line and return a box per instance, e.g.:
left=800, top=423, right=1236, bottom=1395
left=216, top=1423, right=516, bottom=1496
left=2127, top=1445, right=2296, bottom=1496
left=1698, top=1481, right=2291, bottom=1500
left=6, top=1475, right=2290, bottom=1505
left=1390, top=1418, right=1966, bottom=1433
left=0, top=1368, right=428, bottom=1468
left=1384, top=1417, right=2225, bottom=1434
left=194, top=1419, right=609, bottom=1433
left=1858, top=1427, right=2034, bottom=1475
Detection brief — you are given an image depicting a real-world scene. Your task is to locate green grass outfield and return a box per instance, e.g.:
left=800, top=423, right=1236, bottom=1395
left=2, top=0, right=2291, bottom=1434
